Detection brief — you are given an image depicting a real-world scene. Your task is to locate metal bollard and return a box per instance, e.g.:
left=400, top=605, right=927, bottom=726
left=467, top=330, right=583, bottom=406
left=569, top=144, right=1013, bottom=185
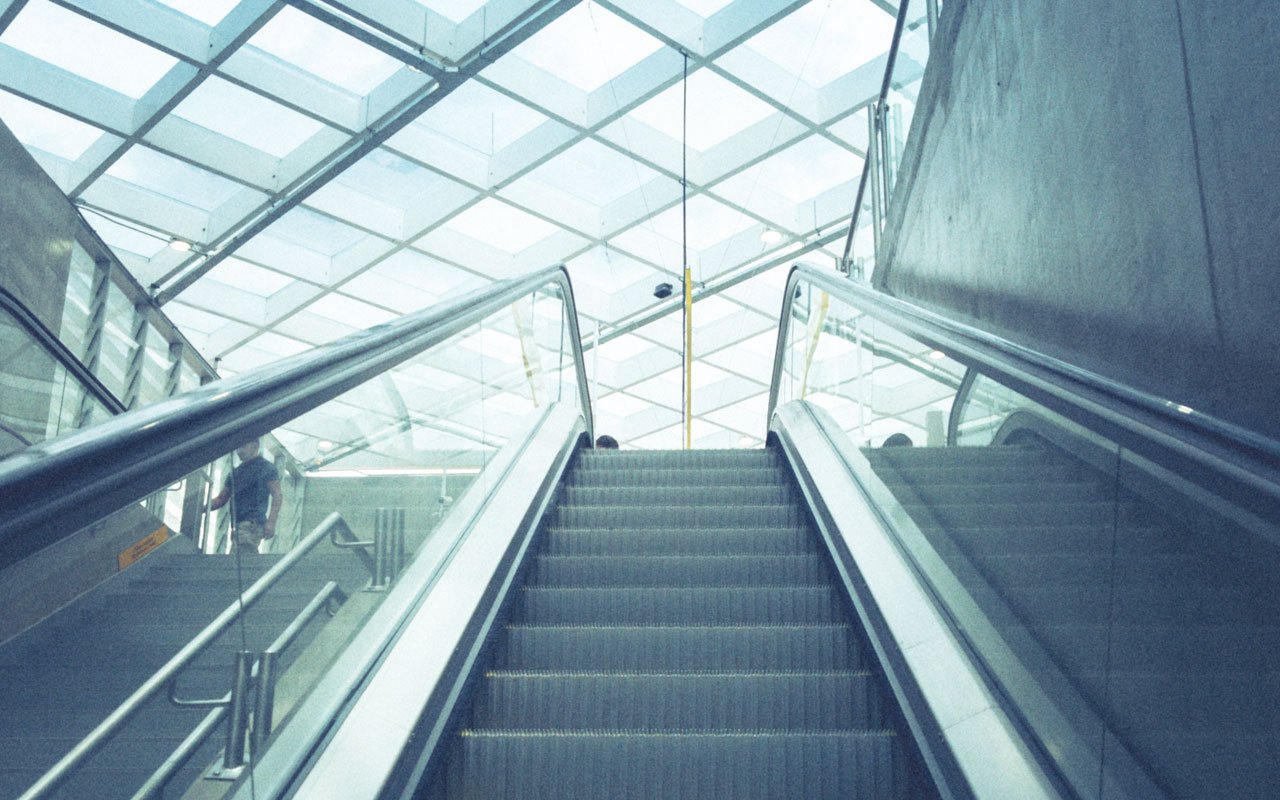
left=222, top=651, right=254, bottom=771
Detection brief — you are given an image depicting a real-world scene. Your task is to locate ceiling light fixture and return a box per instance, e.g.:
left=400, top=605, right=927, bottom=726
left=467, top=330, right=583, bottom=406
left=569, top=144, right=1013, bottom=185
left=928, top=350, right=946, bottom=360
left=760, top=229, right=783, bottom=244
left=168, top=238, right=192, bottom=253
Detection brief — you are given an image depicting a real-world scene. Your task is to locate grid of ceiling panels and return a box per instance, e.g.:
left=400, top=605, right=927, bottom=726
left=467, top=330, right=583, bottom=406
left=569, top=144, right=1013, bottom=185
left=0, top=0, right=900, bottom=450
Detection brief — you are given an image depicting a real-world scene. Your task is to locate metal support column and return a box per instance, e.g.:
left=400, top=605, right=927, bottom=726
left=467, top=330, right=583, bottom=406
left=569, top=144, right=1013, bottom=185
left=76, top=260, right=111, bottom=427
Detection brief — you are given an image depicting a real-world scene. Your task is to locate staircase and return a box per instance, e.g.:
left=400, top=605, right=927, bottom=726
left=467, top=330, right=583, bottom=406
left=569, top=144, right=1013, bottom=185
left=865, top=442, right=1280, bottom=800
left=429, top=448, right=938, bottom=799
left=0, top=541, right=369, bottom=799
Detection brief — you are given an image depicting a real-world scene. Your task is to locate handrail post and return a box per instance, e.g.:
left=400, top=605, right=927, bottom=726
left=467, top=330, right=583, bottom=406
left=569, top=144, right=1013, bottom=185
left=250, top=650, right=280, bottom=756
left=370, top=508, right=405, bottom=591
left=219, top=651, right=254, bottom=775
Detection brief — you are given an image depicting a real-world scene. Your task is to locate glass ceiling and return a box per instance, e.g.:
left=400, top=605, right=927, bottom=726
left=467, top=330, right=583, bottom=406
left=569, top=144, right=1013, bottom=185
left=0, top=0, right=902, bottom=450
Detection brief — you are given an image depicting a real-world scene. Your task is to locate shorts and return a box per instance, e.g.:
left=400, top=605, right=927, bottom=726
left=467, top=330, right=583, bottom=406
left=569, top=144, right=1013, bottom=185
left=235, top=520, right=266, bottom=552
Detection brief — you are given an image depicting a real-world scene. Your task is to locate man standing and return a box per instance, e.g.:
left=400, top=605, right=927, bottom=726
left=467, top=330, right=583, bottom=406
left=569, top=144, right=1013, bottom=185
left=210, top=440, right=282, bottom=553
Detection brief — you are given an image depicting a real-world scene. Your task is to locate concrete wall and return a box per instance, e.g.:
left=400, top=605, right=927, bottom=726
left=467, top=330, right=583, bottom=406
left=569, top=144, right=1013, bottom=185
left=876, top=0, right=1280, bottom=440
left=0, top=119, right=76, bottom=329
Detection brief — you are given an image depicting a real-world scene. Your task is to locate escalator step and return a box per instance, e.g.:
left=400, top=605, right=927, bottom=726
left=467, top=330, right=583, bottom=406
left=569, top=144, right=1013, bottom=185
left=469, top=671, right=886, bottom=730
left=496, top=624, right=863, bottom=671
left=563, top=485, right=794, bottom=507
left=542, top=527, right=818, bottom=556
left=516, top=586, right=844, bottom=625
left=527, top=555, right=828, bottom=587
left=576, top=450, right=779, bottom=470
left=568, top=467, right=787, bottom=488
left=554, top=504, right=807, bottom=529
left=439, top=730, right=907, bottom=800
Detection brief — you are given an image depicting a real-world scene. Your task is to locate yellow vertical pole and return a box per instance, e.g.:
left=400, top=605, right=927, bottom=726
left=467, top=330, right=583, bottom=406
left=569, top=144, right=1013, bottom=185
left=683, top=264, right=693, bottom=449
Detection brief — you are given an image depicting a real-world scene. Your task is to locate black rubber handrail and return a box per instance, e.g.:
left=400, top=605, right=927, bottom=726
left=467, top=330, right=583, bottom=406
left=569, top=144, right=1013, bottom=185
left=0, top=265, right=594, bottom=570
left=769, top=263, right=1280, bottom=512
left=0, top=286, right=126, bottom=415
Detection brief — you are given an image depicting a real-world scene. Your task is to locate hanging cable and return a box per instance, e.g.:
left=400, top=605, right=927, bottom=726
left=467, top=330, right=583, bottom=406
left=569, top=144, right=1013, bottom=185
left=681, top=51, right=693, bottom=450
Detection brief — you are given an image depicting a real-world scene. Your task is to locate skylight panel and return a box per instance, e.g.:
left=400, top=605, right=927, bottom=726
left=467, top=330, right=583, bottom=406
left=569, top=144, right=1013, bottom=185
left=0, top=90, right=106, bottom=160
left=625, top=69, right=774, bottom=151
left=643, top=195, right=755, bottom=252
left=597, top=333, right=657, bottom=362
left=411, top=0, right=488, bottom=23
left=445, top=198, right=559, bottom=253
left=267, top=207, right=367, bottom=257
left=744, top=0, right=896, bottom=87
left=524, top=139, right=658, bottom=207
left=510, top=2, right=663, bottom=92
left=673, top=0, right=735, bottom=16
left=412, top=81, right=548, bottom=155
left=249, top=330, right=312, bottom=358
left=246, top=6, right=403, bottom=95
left=307, top=292, right=397, bottom=328
left=105, top=145, right=247, bottom=211
left=718, top=134, right=861, bottom=204
left=694, top=295, right=741, bottom=325
left=164, top=301, right=229, bottom=334
left=204, top=258, right=295, bottom=296
left=153, top=0, right=240, bottom=26
left=81, top=212, right=169, bottom=258
left=171, top=77, right=327, bottom=158
left=597, top=391, right=650, bottom=418
left=1, top=0, right=179, bottom=99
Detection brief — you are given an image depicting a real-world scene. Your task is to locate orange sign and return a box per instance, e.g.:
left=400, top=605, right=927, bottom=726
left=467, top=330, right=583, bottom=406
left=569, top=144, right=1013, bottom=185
left=118, top=526, right=170, bottom=570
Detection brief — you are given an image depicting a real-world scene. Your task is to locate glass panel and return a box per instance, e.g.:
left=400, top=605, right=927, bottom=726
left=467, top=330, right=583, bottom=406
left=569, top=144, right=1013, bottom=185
left=776, top=274, right=1280, bottom=800
left=2, top=276, right=586, bottom=798
left=59, top=242, right=96, bottom=361
left=135, top=321, right=171, bottom=407
left=94, top=282, right=134, bottom=399
left=0, top=305, right=113, bottom=458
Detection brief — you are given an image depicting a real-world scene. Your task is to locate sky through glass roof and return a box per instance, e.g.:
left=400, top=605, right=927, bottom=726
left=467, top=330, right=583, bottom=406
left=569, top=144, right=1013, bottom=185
left=0, top=0, right=912, bottom=451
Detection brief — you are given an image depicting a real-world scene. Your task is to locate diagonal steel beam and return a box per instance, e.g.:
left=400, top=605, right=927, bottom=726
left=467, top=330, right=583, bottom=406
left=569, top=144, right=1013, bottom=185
left=154, top=0, right=579, bottom=306
left=0, top=0, right=29, bottom=35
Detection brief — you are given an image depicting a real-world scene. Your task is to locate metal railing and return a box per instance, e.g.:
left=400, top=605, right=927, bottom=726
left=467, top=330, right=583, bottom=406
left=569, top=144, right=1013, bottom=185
left=17, top=512, right=358, bottom=800
left=769, top=262, right=1280, bottom=523
left=0, top=264, right=594, bottom=571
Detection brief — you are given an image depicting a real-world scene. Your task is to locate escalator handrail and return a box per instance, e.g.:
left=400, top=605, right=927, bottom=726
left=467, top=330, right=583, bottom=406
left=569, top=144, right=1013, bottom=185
left=0, top=286, right=126, bottom=415
left=768, top=263, right=1280, bottom=502
left=0, top=265, right=594, bottom=570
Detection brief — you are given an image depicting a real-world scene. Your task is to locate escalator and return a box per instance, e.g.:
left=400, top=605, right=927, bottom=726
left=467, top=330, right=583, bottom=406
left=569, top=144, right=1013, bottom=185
left=866, top=434, right=1280, bottom=800
left=426, top=448, right=938, bottom=799
left=3, top=263, right=1278, bottom=800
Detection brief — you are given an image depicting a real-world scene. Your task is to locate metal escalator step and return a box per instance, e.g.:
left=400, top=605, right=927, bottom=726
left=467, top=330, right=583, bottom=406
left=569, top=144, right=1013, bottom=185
left=932, top=524, right=1177, bottom=556
left=495, top=624, right=863, bottom=672
left=515, top=586, right=844, bottom=625
left=900, top=500, right=1145, bottom=526
left=440, top=730, right=907, bottom=800
left=562, top=485, right=794, bottom=507
left=542, top=527, right=818, bottom=556
left=469, top=671, right=885, bottom=730
left=883, top=482, right=1111, bottom=506
left=1029, top=624, right=1280, bottom=674
left=527, top=555, right=828, bottom=587
left=554, top=504, right=808, bottom=529
left=576, top=449, right=779, bottom=470
left=969, top=553, right=1210, bottom=588
left=870, top=464, right=1087, bottom=486
left=864, top=445, right=1045, bottom=466
left=568, top=467, right=788, bottom=488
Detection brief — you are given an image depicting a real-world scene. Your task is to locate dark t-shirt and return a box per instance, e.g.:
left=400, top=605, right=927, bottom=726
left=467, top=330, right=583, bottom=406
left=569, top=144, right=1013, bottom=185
left=226, top=456, right=278, bottom=523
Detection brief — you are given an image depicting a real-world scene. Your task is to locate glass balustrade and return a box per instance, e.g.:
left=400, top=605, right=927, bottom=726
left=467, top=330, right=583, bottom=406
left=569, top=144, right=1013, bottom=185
left=775, top=266, right=1280, bottom=800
